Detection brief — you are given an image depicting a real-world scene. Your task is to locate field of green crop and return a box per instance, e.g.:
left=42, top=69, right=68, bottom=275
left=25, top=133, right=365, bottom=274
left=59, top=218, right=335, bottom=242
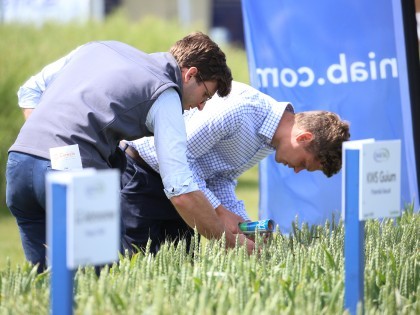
left=0, top=11, right=419, bottom=315
left=0, top=209, right=418, bottom=314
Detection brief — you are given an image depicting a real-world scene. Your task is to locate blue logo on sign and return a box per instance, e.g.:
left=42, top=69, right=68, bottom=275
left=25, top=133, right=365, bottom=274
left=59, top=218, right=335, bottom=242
left=373, top=148, right=390, bottom=162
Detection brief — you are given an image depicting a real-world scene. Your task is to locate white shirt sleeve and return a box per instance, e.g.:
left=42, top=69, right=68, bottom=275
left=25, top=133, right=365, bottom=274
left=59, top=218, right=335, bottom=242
left=146, top=88, right=199, bottom=198
left=17, top=45, right=83, bottom=108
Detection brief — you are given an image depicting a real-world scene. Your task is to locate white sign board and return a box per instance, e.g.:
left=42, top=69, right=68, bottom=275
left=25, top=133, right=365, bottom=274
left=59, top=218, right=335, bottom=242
left=47, top=168, right=120, bottom=268
left=342, top=139, right=401, bottom=221
left=360, top=140, right=401, bottom=220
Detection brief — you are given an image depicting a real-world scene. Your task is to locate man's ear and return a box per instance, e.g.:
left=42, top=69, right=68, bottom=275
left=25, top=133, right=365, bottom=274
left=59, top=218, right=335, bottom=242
left=296, top=131, right=314, bottom=143
left=183, top=67, right=198, bottom=83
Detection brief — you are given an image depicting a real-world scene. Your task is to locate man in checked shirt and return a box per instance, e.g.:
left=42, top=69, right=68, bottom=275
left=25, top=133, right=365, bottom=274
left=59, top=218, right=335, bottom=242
left=120, top=81, right=350, bottom=253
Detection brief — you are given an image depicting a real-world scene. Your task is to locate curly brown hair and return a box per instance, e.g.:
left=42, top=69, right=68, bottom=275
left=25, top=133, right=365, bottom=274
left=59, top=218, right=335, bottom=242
left=295, top=111, right=350, bottom=177
left=170, top=32, right=232, bottom=97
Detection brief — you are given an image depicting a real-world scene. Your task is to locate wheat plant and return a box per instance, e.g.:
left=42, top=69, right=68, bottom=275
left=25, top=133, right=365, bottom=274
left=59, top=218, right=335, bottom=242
left=0, top=208, right=418, bottom=314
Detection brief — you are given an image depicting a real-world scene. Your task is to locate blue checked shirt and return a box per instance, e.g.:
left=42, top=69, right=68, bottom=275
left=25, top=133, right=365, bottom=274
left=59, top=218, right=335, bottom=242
left=130, top=81, right=293, bottom=220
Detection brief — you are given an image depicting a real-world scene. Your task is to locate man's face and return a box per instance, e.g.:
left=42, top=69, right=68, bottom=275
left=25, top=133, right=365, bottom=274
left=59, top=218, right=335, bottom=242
left=273, top=130, right=322, bottom=174
left=181, top=67, right=217, bottom=111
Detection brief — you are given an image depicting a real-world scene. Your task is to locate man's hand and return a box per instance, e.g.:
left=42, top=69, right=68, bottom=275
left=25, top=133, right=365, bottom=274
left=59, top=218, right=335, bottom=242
left=215, top=204, right=243, bottom=234
left=214, top=205, right=257, bottom=254
left=170, top=191, right=255, bottom=254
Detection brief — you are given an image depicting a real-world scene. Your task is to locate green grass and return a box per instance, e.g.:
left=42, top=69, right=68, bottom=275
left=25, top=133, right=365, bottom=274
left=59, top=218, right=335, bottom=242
left=0, top=214, right=25, bottom=268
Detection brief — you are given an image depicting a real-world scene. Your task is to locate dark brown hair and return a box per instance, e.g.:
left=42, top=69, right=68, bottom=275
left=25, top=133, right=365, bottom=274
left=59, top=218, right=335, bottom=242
left=170, top=32, right=232, bottom=97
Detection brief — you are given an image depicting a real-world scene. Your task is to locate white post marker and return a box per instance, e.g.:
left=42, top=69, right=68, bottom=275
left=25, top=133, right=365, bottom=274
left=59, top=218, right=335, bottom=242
left=46, top=168, right=120, bottom=315
left=342, top=139, right=401, bottom=315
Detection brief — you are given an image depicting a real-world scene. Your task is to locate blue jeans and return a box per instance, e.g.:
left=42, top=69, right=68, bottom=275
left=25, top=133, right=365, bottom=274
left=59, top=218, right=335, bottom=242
left=6, top=152, right=52, bottom=272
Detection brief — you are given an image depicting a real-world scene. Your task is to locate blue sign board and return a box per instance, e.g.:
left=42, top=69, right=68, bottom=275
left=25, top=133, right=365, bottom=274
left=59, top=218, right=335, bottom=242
left=242, top=0, right=418, bottom=232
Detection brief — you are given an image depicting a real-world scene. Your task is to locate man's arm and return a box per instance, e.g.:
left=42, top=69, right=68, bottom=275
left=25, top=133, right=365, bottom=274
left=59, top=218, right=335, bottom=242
left=150, top=91, right=255, bottom=254
left=170, top=191, right=254, bottom=253
left=22, top=108, right=34, bottom=120
left=17, top=45, right=82, bottom=119
left=187, top=171, right=247, bottom=236
left=191, top=173, right=249, bottom=234
left=207, top=175, right=250, bottom=214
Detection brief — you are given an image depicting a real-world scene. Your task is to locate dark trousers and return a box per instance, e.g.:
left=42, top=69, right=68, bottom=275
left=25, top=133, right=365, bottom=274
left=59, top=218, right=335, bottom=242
left=120, top=154, right=195, bottom=255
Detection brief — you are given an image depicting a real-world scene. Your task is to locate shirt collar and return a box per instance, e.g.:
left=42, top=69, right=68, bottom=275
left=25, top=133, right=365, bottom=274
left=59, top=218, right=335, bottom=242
left=259, top=102, right=294, bottom=147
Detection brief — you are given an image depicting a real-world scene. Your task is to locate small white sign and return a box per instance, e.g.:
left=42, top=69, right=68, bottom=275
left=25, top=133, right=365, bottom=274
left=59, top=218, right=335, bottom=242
left=66, top=169, right=120, bottom=268
left=50, top=144, right=83, bottom=171
left=360, top=140, right=401, bottom=220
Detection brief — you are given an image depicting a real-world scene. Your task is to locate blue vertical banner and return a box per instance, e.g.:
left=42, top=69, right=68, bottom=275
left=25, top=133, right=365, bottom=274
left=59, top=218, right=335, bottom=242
left=242, top=0, right=418, bottom=232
